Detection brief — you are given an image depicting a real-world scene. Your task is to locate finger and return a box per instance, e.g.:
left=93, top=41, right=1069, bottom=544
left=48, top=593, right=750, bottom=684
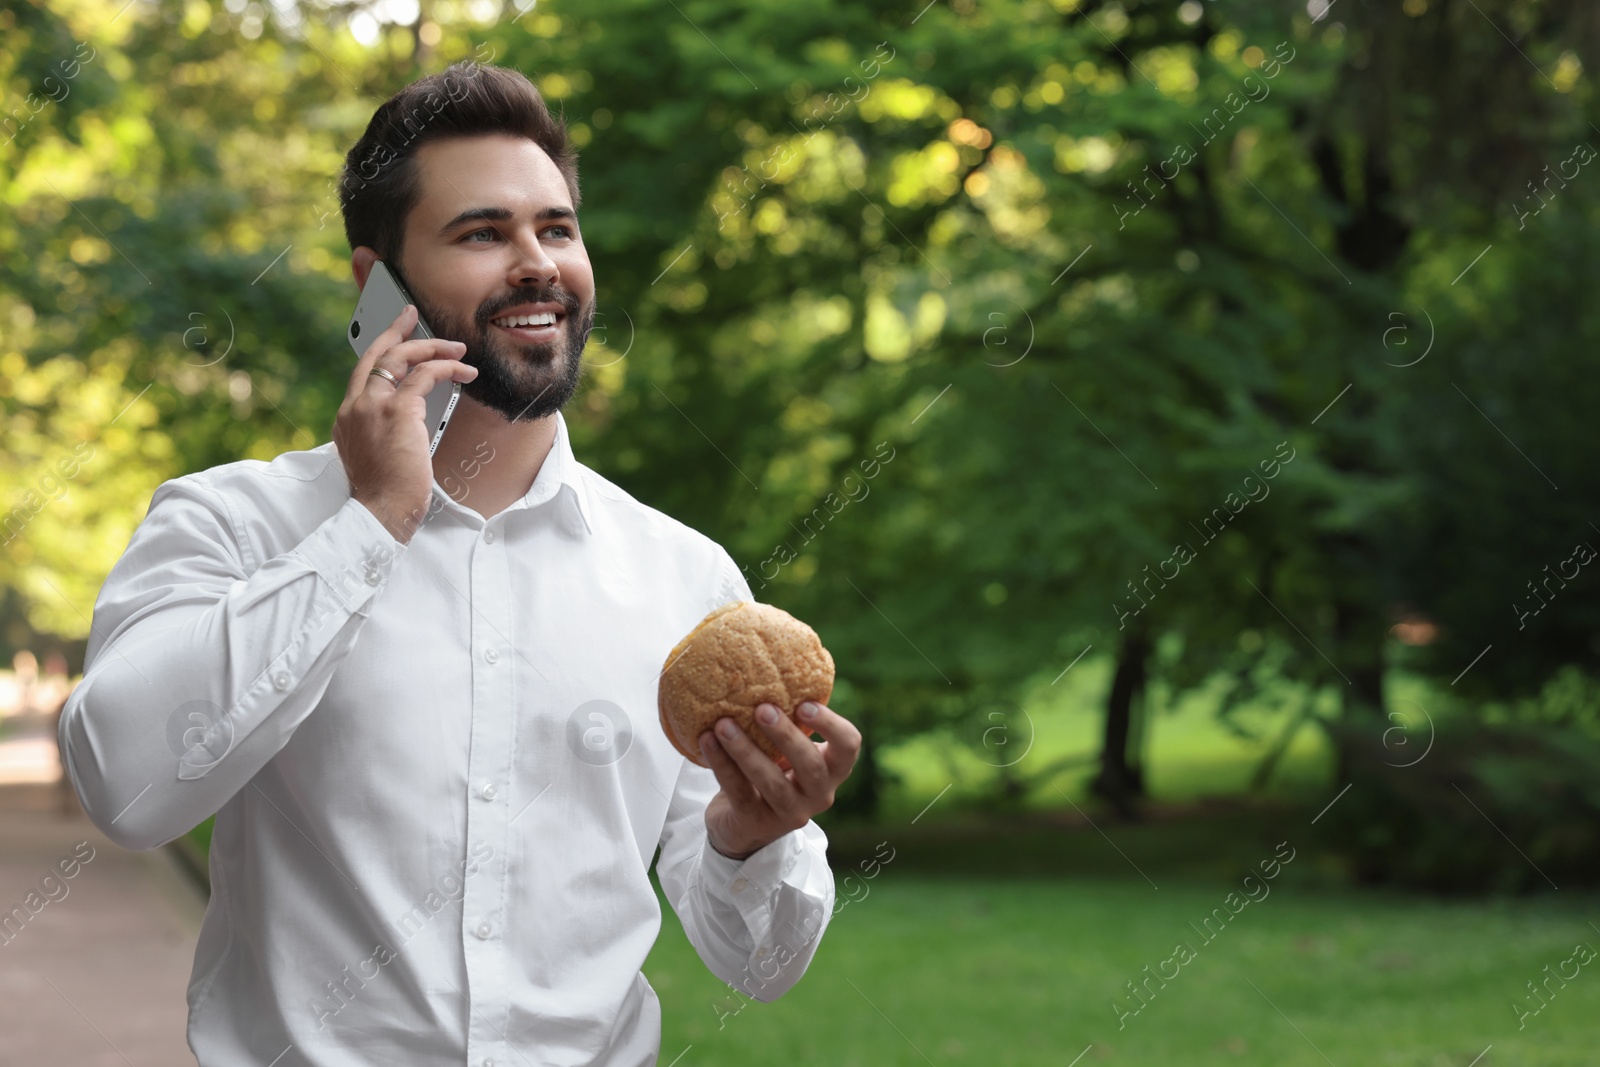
left=712, top=717, right=800, bottom=814
left=363, top=366, right=403, bottom=395
left=753, top=704, right=830, bottom=794
left=368, top=338, right=470, bottom=393
left=699, top=730, right=762, bottom=808
left=796, top=703, right=861, bottom=780
left=392, top=354, right=478, bottom=399
left=348, top=303, right=418, bottom=399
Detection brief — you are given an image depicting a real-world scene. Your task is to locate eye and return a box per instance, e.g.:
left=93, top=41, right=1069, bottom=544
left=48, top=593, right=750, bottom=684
left=463, top=227, right=500, bottom=243
left=545, top=224, right=575, bottom=239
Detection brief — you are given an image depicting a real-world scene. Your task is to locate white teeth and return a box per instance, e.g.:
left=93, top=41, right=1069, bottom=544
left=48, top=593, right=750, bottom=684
left=493, top=312, right=558, bottom=328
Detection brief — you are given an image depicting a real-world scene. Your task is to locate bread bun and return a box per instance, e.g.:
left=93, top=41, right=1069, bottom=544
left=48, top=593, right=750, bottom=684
left=658, top=600, right=835, bottom=768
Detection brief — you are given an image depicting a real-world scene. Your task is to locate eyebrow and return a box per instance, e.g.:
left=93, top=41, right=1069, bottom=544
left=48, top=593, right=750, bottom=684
left=437, top=205, right=578, bottom=237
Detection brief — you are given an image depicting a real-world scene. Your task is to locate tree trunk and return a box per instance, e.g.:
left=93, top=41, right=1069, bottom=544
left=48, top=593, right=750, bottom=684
left=1092, top=628, right=1151, bottom=819
left=1331, top=595, right=1389, bottom=782
left=410, top=0, right=434, bottom=70
left=832, top=702, right=883, bottom=820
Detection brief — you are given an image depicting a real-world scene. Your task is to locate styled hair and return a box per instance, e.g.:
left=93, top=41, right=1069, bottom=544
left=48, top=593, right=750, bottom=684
left=338, top=61, right=581, bottom=271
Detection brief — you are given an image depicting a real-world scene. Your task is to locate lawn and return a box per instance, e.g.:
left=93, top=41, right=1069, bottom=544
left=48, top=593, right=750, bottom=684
left=646, top=830, right=1600, bottom=1067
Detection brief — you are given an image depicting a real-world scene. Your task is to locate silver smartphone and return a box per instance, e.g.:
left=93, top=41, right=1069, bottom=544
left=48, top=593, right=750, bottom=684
left=347, top=261, right=463, bottom=458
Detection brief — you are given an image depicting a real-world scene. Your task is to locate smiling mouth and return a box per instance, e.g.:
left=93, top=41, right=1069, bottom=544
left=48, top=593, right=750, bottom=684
left=491, top=315, right=564, bottom=342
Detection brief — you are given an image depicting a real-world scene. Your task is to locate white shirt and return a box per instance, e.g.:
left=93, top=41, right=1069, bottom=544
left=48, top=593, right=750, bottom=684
left=59, top=409, right=835, bottom=1067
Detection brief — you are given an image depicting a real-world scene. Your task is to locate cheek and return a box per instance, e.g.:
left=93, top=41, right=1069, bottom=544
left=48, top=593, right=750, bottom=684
left=560, top=253, right=595, bottom=299
left=424, top=268, right=496, bottom=326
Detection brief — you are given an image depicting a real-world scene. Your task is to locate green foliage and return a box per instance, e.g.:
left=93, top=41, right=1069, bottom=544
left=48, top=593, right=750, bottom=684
left=1319, top=714, right=1600, bottom=892
left=1391, top=218, right=1600, bottom=699
left=4, top=0, right=1600, bottom=825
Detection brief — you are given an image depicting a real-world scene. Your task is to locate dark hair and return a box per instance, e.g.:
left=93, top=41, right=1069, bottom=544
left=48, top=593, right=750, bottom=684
left=338, top=61, right=581, bottom=270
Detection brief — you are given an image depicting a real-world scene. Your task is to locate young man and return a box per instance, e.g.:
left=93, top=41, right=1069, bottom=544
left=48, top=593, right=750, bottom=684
left=60, top=61, right=858, bottom=1066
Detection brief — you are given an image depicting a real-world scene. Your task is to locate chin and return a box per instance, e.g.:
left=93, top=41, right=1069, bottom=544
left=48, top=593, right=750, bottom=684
left=463, top=347, right=583, bottom=423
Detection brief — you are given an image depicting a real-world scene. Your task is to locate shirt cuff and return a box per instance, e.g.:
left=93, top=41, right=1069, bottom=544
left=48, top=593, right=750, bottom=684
left=291, top=496, right=408, bottom=618
left=699, top=826, right=807, bottom=907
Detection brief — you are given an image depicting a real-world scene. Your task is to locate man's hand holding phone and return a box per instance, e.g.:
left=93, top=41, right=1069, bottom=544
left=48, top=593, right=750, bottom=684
left=334, top=304, right=477, bottom=544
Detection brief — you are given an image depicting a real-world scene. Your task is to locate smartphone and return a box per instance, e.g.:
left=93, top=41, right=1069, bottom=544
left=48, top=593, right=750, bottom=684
left=347, top=260, right=462, bottom=458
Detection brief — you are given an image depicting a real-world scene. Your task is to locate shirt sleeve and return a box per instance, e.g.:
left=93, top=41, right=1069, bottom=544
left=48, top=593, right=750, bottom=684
left=58, top=475, right=408, bottom=851
left=651, top=542, right=836, bottom=1002
left=654, top=759, right=835, bottom=1003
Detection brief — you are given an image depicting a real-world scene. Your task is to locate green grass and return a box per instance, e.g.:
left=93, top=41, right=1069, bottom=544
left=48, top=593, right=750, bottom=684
left=646, top=861, right=1600, bottom=1066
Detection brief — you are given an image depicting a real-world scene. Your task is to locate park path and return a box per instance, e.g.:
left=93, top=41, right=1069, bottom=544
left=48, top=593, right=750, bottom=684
left=0, top=706, right=202, bottom=1067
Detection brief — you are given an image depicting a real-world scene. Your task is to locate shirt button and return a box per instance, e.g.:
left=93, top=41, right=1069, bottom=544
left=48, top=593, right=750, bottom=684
left=272, top=673, right=291, bottom=691
left=476, top=922, right=492, bottom=939
left=365, top=569, right=381, bottom=586
left=484, top=1060, right=495, bottom=1067
left=480, top=782, right=497, bottom=800
left=731, top=877, right=750, bottom=893
left=484, top=530, right=495, bottom=543
left=484, top=648, right=499, bottom=664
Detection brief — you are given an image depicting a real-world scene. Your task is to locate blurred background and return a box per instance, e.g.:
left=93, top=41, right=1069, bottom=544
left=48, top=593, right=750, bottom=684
left=5, top=0, right=1600, bottom=1063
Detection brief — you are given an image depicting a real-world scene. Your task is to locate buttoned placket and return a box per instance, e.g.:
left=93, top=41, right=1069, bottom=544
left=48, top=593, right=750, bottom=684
left=462, top=509, right=516, bottom=1067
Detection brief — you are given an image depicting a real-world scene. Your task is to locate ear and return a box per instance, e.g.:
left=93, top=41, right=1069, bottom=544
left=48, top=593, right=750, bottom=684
left=351, top=246, right=380, bottom=292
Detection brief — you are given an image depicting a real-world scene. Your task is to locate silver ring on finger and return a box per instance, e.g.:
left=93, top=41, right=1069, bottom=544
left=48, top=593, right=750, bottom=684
left=368, top=366, right=403, bottom=387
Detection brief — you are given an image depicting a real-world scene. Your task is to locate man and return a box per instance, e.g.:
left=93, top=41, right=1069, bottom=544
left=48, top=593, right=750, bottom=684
left=60, top=60, right=859, bottom=1066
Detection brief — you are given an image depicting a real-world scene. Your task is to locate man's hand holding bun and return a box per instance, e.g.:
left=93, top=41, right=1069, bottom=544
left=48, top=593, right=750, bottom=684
left=656, top=600, right=861, bottom=861
left=699, top=698, right=860, bottom=861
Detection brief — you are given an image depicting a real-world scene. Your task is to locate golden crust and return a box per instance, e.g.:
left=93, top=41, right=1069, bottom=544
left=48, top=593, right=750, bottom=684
left=657, top=600, right=835, bottom=768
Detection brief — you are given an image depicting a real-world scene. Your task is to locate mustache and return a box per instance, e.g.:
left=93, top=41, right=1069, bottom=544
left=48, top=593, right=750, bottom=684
left=476, top=289, right=581, bottom=326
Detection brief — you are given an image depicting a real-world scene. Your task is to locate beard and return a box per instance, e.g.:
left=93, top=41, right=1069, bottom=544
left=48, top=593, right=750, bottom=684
left=408, top=278, right=594, bottom=424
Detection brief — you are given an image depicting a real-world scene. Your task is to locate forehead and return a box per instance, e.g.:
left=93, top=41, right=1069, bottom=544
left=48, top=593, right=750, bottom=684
left=408, top=134, right=571, bottom=231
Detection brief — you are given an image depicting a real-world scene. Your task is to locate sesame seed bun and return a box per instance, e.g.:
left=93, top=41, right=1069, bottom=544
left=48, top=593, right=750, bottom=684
left=657, top=600, right=835, bottom=768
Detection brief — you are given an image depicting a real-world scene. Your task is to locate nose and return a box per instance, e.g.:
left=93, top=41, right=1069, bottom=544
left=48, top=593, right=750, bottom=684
left=506, top=230, right=559, bottom=291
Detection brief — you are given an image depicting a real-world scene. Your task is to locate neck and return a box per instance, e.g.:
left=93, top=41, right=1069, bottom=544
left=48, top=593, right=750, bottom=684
left=430, top=397, right=559, bottom=521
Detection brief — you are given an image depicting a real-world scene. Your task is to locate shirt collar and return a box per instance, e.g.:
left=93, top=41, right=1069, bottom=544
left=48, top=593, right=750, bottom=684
left=513, top=409, right=595, bottom=536
left=413, top=410, right=595, bottom=535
